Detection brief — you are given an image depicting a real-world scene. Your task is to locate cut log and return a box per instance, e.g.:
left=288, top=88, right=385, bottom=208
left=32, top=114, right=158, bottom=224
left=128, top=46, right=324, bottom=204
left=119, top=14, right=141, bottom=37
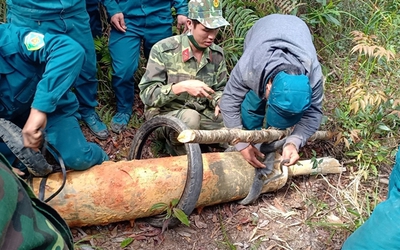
left=178, top=128, right=335, bottom=144
left=31, top=152, right=343, bottom=227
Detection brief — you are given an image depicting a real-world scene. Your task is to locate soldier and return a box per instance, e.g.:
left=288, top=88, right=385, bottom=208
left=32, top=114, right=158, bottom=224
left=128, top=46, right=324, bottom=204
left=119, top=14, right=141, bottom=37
left=6, top=0, right=110, bottom=140
left=139, top=0, right=229, bottom=155
left=100, top=0, right=189, bottom=134
left=220, top=14, right=324, bottom=169
left=0, top=23, right=108, bottom=175
left=138, top=0, right=229, bottom=155
left=0, top=153, right=73, bottom=249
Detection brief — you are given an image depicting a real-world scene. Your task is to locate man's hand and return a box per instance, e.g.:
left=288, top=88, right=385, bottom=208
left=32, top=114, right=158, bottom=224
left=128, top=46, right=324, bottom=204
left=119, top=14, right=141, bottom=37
left=22, top=108, right=47, bottom=150
left=111, top=13, right=127, bottom=32
left=172, top=79, right=215, bottom=99
left=240, top=144, right=266, bottom=168
left=12, top=167, right=26, bottom=176
left=176, top=15, right=188, bottom=33
left=281, top=143, right=299, bottom=166
left=214, top=104, right=220, bottom=118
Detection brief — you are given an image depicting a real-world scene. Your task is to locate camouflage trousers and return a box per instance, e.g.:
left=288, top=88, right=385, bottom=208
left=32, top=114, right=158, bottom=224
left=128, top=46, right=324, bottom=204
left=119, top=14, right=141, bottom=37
left=160, top=109, right=224, bottom=155
left=0, top=153, right=73, bottom=250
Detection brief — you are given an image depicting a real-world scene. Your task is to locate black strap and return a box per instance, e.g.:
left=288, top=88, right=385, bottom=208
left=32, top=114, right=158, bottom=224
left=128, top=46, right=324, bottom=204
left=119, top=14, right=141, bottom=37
left=38, top=142, right=67, bottom=203
left=263, top=159, right=290, bottom=185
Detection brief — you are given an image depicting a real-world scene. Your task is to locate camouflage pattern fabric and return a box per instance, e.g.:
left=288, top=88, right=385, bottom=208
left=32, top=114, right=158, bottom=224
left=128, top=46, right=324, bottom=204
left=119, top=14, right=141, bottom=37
left=188, top=0, right=229, bottom=29
left=163, top=108, right=224, bottom=155
left=139, top=34, right=227, bottom=123
left=0, top=153, right=73, bottom=250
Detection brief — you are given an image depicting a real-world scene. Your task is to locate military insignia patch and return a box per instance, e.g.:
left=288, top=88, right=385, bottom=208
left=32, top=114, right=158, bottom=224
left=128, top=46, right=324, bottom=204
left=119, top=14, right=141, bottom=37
left=24, top=32, right=45, bottom=51
left=213, top=0, right=219, bottom=8
left=182, top=48, right=190, bottom=62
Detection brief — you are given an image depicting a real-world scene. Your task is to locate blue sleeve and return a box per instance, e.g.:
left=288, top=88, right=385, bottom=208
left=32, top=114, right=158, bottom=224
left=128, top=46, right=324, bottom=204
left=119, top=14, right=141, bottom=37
left=173, top=0, right=188, bottom=16
left=101, top=0, right=122, bottom=17
left=19, top=31, right=85, bottom=113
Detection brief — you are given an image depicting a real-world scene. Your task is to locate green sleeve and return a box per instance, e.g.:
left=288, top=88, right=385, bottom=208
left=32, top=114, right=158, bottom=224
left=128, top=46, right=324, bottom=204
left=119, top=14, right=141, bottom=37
left=139, top=44, right=179, bottom=108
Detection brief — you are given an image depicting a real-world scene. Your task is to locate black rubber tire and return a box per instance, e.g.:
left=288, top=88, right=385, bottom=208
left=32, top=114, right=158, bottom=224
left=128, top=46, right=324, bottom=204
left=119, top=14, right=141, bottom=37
left=128, top=115, right=203, bottom=228
left=0, top=118, right=53, bottom=176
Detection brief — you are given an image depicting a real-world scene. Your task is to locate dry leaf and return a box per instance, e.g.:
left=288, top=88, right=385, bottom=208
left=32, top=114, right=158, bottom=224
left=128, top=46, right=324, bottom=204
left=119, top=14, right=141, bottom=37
left=326, top=213, right=343, bottom=224
left=110, top=225, right=118, bottom=237
left=194, top=215, right=208, bottom=229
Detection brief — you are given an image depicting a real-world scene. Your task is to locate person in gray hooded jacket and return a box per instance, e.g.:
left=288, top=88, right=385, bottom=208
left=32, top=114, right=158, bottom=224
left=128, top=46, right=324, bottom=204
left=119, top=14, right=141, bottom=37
left=220, top=14, right=324, bottom=169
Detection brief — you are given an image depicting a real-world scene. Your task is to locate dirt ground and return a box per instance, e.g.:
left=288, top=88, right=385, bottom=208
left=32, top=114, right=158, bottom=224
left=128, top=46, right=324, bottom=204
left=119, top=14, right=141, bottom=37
left=67, top=91, right=391, bottom=250
left=71, top=122, right=389, bottom=250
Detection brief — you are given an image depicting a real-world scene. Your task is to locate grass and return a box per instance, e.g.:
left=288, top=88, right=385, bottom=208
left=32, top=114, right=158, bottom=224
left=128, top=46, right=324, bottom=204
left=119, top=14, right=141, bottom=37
left=216, top=210, right=237, bottom=250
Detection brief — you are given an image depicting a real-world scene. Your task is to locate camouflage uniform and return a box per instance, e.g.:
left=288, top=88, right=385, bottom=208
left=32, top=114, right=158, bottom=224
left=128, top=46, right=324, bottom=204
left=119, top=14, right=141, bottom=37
left=139, top=34, right=227, bottom=155
left=187, top=0, right=230, bottom=29
left=139, top=34, right=227, bottom=130
left=0, top=154, right=73, bottom=250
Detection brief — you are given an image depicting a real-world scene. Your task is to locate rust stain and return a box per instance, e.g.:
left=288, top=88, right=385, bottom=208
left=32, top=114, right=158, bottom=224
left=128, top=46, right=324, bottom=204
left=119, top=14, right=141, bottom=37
left=63, top=193, right=76, bottom=199
left=33, top=152, right=285, bottom=227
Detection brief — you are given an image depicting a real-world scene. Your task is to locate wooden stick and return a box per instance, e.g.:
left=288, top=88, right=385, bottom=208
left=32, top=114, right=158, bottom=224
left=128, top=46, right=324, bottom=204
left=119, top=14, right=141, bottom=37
left=178, top=128, right=334, bottom=144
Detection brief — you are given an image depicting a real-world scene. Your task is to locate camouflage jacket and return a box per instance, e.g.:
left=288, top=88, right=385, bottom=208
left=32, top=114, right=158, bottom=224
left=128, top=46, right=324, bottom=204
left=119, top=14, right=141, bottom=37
left=0, top=154, right=73, bottom=250
left=139, top=34, right=227, bottom=120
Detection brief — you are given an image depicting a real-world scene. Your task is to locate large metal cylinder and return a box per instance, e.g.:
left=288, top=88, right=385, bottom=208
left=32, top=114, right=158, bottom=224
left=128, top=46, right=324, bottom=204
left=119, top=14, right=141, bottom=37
left=31, top=152, right=341, bottom=227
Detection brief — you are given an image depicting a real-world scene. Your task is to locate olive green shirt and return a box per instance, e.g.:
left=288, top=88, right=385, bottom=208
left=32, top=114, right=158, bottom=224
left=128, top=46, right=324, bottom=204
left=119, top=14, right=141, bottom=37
left=139, top=34, right=227, bottom=120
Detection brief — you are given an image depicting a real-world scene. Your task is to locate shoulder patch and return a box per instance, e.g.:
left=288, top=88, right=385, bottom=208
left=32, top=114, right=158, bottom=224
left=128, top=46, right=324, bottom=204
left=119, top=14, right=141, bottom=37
left=24, top=32, right=45, bottom=51
left=182, top=48, right=190, bottom=62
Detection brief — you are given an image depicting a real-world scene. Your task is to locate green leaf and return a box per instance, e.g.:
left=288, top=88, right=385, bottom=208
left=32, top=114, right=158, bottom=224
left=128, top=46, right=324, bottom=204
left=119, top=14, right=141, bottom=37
left=150, top=202, right=168, bottom=211
left=171, top=198, right=179, bottom=207
left=120, top=237, right=134, bottom=248
left=312, top=149, right=317, bottom=157
left=325, top=13, right=341, bottom=26
left=166, top=208, right=172, bottom=219
left=173, top=208, right=190, bottom=226
left=378, top=124, right=391, bottom=131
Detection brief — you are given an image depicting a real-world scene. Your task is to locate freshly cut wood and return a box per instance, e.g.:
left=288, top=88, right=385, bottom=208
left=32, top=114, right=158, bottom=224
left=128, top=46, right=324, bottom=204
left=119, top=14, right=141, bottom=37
left=31, top=152, right=343, bottom=227
left=178, top=128, right=335, bottom=144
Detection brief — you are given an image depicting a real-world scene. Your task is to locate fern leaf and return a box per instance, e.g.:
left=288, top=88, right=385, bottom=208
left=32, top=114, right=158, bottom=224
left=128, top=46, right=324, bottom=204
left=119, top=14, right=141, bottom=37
left=220, top=2, right=260, bottom=68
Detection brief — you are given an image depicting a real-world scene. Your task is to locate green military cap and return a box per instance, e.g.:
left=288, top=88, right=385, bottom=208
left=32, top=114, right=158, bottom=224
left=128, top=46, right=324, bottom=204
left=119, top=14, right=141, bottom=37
left=188, top=0, right=230, bottom=29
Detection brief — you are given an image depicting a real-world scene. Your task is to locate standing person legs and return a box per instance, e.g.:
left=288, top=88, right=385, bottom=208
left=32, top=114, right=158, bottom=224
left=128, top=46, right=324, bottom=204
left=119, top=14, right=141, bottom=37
left=108, top=18, right=143, bottom=133
left=85, top=0, right=102, bottom=38
left=64, top=13, right=109, bottom=140
left=142, top=15, right=173, bottom=59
